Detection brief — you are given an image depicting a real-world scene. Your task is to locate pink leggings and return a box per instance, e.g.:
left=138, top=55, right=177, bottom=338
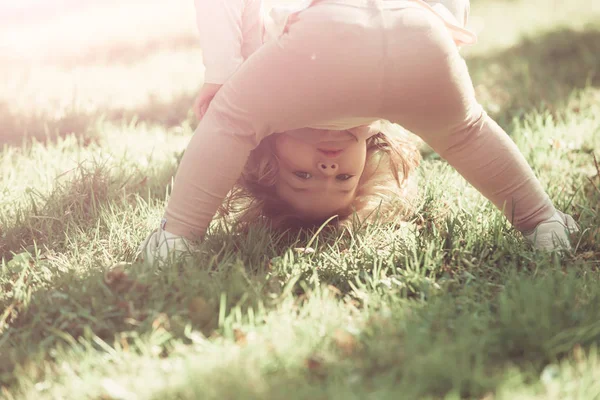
left=164, top=1, right=555, bottom=238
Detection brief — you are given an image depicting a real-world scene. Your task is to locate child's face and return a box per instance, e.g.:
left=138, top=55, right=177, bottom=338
left=274, top=128, right=367, bottom=219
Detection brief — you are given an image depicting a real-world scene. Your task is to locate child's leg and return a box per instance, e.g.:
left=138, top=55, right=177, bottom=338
left=380, top=8, right=555, bottom=232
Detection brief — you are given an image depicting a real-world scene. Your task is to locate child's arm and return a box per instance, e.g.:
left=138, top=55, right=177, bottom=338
left=193, top=0, right=263, bottom=119
left=195, top=0, right=248, bottom=85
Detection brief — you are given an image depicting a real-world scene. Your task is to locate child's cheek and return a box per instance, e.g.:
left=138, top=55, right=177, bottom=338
left=276, top=133, right=310, bottom=153
left=275, top=134, right=316, bottom=169
left=274, top=134, right=295, bottom=158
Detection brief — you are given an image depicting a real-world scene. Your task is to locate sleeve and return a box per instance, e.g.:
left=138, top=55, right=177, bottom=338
left=194, top=0, right=247, bottom=84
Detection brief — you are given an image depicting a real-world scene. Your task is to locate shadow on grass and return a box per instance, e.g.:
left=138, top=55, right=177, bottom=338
left=467, top=26, right=600, bottom=124
left=3, top=238, right=600, bottom=398
left=0, top=238, right=273, bottom=387
left=0, top=92, right=196, bottom=148
left=0, top=221, right=304, bottom=389
left=0, top=159, right=181, bottom=261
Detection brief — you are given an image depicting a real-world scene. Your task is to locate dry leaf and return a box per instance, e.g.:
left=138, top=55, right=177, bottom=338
left=152, top=313, right=170, bottom=331
left=327, top=285, right=342, bottom=297
left=234, top=328, right=247, bottom=346
left=104, top=264, right=147, bottom=293
left=305, top=355, right=326, bottom=378
left=333, top=329, right=358, bottom=356
left=549, top=138, right=564, bottom=150
left=104, top=265, right=128, bottom=286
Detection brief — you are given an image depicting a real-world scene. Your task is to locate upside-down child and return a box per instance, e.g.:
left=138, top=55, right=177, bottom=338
left=139, top=0, right=578, bottom=264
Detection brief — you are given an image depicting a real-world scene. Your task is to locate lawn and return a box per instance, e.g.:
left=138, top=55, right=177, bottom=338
left=1, top=0, right=600, bottom=398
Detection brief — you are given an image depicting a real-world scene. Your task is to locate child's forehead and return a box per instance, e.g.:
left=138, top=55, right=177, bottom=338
left=281, top=122, right=380, bottom=142
left=283, top=127, right=328, bottom=136
left=347, top=121, right=381, bottom=139
left=280, top=127, right=354, bottom=145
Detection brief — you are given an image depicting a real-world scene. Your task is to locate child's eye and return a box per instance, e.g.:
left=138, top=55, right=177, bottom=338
left=336, top=174, right=354, bottom=181
left=294, top=171, right=312, bottom=179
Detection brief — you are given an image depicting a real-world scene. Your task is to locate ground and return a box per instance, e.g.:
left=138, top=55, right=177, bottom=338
left=1, top=0, right=600, bottom=398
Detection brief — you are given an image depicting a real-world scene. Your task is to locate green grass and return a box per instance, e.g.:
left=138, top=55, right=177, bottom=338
left=1, top=0, right=600, bottom=398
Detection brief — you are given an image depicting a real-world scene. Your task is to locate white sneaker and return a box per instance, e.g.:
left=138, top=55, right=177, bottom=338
left=137, top=222, right=195, bottom=266
left=522, top=210, right=579, bottom=251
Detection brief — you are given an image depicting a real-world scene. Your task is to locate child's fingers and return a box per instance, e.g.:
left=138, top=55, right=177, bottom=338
left=193, top=94, right=216, bottom=121
left=193, top=84, right=222, bottom=121
left=193, top=96, right=209, bottom=120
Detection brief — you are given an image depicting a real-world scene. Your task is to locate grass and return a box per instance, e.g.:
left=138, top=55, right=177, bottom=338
left=1, top=0, right=600, bottom=398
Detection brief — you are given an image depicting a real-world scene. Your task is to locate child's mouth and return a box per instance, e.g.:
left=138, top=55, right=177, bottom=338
left=318, top=149, right=343, bottom=158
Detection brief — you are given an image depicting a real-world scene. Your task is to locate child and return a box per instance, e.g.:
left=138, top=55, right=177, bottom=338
left=217, top=121, right=421, bottom=231
left=139, top=0, right=578, bottom=264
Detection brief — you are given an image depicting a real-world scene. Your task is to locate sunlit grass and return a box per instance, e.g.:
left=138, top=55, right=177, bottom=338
left=1, top=0, right=599, bottom=399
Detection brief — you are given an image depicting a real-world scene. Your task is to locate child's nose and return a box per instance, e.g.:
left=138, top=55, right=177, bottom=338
left=317, top=162, right=338, bottom=176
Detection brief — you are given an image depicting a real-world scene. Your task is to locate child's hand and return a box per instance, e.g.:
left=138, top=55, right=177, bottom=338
left=193, top=83, right=223, bottom=120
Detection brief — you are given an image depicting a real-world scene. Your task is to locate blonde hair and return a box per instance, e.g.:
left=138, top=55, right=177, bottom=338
left=218, top=121, right=421, bottom=232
